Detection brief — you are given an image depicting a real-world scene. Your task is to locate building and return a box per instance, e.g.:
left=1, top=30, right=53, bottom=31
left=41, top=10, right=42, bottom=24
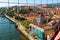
left=25, top=13, right=36, bottom=22
left=29, top=22, right=55, bottom=40
left=29, top=16, right=60, bottom=40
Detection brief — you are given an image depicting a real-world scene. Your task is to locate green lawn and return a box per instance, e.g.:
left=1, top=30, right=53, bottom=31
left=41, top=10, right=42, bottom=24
left=21, top=21, right=31, bottom=29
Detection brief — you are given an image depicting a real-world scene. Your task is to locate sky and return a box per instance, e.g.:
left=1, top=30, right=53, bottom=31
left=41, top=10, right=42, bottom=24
left=0, top=0, right=60, bottom=7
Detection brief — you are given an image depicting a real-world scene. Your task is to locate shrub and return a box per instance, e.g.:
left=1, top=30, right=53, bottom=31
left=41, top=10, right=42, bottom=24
left=15, top=16, right=26, bottom=21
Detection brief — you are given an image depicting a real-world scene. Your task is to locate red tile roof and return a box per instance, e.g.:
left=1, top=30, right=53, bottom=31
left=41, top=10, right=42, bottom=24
left=32, top=22, right=52, bottom=29
left=33, top=22, right=44, bottom=29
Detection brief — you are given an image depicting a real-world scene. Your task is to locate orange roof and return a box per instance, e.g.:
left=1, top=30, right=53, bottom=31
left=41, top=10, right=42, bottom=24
left=33, top=22, right=44, bottom=29
left=45, top=30, right=55, bottom=35
left=32, top=22, right=52, bottom=29
left=51, top=15, right=60, bottom=20
left=44, top=24, right=52, bottom=29
left=51, top=16, right=57, bottom=20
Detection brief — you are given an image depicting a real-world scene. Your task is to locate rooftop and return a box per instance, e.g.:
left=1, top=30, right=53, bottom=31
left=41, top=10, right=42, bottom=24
left=45, top=30, right=55, bottom=36
left=31, top=22, right=52, bottom=30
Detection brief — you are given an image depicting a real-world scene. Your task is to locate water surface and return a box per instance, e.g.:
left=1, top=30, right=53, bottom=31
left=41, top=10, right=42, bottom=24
left=0, top=17, right=23, bottom=40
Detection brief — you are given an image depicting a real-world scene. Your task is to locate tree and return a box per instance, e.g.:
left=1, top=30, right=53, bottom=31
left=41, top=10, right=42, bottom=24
left=18, top=8, right=31, bottom=14
left=15, top=16, right=26, bottom=21
left=7, top=8, right=15, bottom=17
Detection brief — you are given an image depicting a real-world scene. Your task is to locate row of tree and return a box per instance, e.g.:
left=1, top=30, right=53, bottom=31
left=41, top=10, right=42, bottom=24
left=2, top=8, right=33, bottom=13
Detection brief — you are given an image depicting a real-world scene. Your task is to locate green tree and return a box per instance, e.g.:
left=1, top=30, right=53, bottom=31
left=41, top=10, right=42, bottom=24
left=18, top=8, right=31, bottom=14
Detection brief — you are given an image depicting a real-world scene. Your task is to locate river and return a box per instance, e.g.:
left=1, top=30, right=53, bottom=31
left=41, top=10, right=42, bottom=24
left=0, top=16, right=23, bottom=40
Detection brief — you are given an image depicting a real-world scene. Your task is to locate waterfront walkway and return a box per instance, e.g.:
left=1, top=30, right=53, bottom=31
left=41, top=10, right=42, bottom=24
left=4, top=14, right=40, bottom=40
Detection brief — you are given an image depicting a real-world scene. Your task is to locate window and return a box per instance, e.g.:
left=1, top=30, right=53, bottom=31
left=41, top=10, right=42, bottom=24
left=0, top=0, right=60, bottom=40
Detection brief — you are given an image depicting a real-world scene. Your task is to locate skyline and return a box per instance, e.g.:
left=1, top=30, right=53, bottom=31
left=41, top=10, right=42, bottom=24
left=0, top=0, right=60, bottom=7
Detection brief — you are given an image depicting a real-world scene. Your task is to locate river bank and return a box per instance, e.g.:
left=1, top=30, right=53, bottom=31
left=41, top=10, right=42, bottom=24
left=17, top=29, right=29, bottom=40
left=4, top=14, right=37, bottom=40
left=0, top=16, right=23, bottom=40
left=4, top=14, right=29, bottom=40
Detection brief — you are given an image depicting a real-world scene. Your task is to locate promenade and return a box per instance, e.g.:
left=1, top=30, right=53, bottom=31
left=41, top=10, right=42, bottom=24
left=4, top=14, right=40, bottom=40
